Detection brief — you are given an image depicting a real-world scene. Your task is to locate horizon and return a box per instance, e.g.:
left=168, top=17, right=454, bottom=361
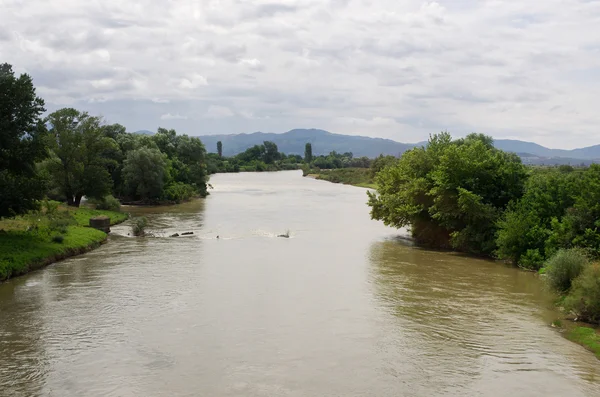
left=130, top=127, right=599, bottom=151
left=3, top=0, right=600, bottom=150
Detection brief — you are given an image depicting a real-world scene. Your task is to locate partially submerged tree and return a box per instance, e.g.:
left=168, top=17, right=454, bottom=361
left=368, top=132, right=527, bottom=255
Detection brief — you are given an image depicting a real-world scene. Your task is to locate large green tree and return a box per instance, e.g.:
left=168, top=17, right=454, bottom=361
left=368, top=132, right=527, bottom=255
left=217, top=141, right=223, bottom=158
left=44, top=108, right=117, bottom=206
left=0, top=63, right=48, bottom=217
left=122, top=147, right=168, bottom=200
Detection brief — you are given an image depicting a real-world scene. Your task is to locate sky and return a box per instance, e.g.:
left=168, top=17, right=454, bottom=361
left=1, top=0, right=600, bottom=149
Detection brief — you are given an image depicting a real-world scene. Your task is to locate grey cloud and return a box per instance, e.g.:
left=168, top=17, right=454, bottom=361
left=249, top=3, right=299, bottom=18
left=0, top=27, right=11, bottom=41
left=42, top=30, right=111, bottom=51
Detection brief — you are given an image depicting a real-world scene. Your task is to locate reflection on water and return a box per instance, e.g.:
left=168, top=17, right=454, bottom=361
left=0, top=171, right=598, bottom=396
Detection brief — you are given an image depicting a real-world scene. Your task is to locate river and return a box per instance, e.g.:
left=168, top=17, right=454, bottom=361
left=0, top=171, right=599, bottom=396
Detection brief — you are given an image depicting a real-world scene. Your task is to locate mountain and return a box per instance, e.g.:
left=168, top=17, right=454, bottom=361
left=199, top=129, right=416, bottom=158
left=494, top=140, right=600, bottom=160
left=132, top=128, right=600, bottom=163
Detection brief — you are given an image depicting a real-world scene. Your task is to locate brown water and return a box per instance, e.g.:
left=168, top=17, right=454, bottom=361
left=1, top=171, right=599, bottom=397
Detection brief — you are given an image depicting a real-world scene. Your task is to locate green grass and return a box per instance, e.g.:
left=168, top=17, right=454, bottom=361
left=64, top=206, right=129, bottom=227
left=309, top=168, right=376, bottom=189
left=566, top=326, right=600, bottom=359
left=0, top=204, right=128, bottom=282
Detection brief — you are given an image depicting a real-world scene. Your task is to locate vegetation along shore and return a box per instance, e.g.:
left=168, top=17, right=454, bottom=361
left=0, top=200, right=127, bottom=282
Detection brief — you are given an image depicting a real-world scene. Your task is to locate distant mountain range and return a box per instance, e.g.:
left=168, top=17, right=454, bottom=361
left=133, top=128, right=600, bottom=165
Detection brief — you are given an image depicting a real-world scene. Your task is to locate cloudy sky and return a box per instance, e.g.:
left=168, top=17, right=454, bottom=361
left=2, top=0, right=600, bottom=148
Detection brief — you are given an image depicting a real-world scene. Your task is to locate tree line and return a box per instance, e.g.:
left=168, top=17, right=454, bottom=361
left=1, top=63, right=209, bottom=217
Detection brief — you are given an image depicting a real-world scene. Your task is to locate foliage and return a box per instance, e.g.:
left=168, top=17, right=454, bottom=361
left=545, top=249, right=589, bottom=292
left=43, top=108, right=118, bottom=206
left=368, top=132, right=527, bottom=255
left=565, top=263, right=600, bottom=324
left=89, top=195, right=122, bottom=212
left=496, top=166, right=600, bottom=267
left=52, top=234, right=65, bottom=244
left=304, top=143, right=313, bottom=163
left=370, top=154, right=397, bottom=177
left=131, top=217, right=149, bottom=237
left=122, top=147, right=169, bottom=201
left=519, top=249, right=545, bottom=270
left=207, top=141, right=303, bottom=173
left=217, top=141, right=223, bottom=157
left=0, top=63, right=48, bottom=217
left=164, top=182, right=196, bottom=203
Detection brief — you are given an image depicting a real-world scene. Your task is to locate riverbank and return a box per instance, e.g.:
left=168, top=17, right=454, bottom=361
left=567, top=326, right=600, bottom=359
left=303, top=168, right=376, bottom=189
left=0, top=204, right=128, bottom=282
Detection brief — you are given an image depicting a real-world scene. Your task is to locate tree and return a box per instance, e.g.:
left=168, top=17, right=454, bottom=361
left=44, top=108, right=117, bottom=206
left=368, top=132, right=527, bottom=255
left=0, top=63, right=48, bottom=217
left=217, top=141, right=223, bottom=158
left=304, top=143, right=313, bottom=163
left=263, top=141, right=279, bottom=164
left=152, top=128, right=178, bottom=159
left=122, top=147, right=168, bottom=200
left=496, top=169, right=581, bottom=267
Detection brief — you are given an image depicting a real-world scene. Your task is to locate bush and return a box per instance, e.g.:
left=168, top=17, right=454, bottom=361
left=131, top=217, right=148, bottom=237
left=51, top=234, right=64, bottom=244
left=91, top=195, right=121, bottom=212
left=164, top=182, right=196, bottom=203
left=545, top=249, right=589, bottom=293
left=565, top=263, right=600, bottom=323
left=518, top=249, right=545, bottom=270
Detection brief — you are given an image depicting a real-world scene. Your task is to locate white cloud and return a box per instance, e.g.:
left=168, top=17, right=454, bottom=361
left=2, top=0, right=600, bottom=148
left=205, top=105, right=234, bottom=118
left=160, top=113, right=187, bottom=120
left=239, top=58, right=263, bottom=70
left=178, top=74, right=208, bottom=89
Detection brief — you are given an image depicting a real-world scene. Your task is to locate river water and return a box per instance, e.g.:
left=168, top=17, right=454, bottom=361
left=0, top=171, right=599, bottom=396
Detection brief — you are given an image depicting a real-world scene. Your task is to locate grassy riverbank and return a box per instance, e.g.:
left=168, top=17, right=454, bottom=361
left=0, top=204, right=128, bottom=281
left=305, top=168, right=376, bottom=189
left=566, top=326, right=600, bottom=359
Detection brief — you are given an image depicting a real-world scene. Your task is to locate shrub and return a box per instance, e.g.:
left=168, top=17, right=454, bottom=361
left=164, top=182, right=196, bottom=203
left=545, top=248, right=589, bottom=293
left=51, top=234, right=64, bottom=244
left=519, top=249, right=545, bottom=270
left=91, top=195, right=121, bottom=212
left=565, top=263, right=600, bottom=323
left=131, top=217, right=148, bottom=237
